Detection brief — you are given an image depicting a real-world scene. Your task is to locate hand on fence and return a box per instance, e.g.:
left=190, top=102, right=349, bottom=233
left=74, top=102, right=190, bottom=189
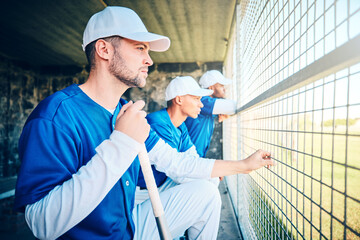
left=242, top=150, right=275, bottom=174
left=218, top=114, right=230, bottom=123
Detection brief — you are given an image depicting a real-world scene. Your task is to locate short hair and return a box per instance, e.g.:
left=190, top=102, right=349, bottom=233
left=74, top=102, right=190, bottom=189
left=85, top=40, right=97, bottom=70
left=166, top=100, right=174, bottom=108
left=85, top=36, right=123, bottom=70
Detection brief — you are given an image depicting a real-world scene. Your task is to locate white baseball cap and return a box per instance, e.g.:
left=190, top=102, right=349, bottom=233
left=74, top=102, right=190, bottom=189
left=165, top=76, right=214, bottom=101
left=82, top=6, right=170, bottom=52
left=199, top=70, right=232, bottom=88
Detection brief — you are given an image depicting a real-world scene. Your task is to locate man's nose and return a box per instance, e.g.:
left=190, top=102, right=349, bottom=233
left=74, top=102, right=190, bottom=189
left=144, top=52, right=153, bottom=66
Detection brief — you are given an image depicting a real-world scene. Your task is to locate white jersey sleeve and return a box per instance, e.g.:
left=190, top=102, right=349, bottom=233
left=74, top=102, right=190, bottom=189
left=212, top=99, right=236, bottom=115
left=169, top=146, right=219, bottom=186
left=149, top=139, right=215, bottom=180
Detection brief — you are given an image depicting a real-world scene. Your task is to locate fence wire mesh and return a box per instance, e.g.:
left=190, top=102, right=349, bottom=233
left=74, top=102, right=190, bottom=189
left=223, top=0, right=360, bottom=239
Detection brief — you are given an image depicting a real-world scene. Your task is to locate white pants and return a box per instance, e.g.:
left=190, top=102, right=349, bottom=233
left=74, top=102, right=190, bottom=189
left=135, top=177, right=220, bottom=205
left=133, top=180, right=222, bottom=240
left=135, top=178, right=178, bottom=205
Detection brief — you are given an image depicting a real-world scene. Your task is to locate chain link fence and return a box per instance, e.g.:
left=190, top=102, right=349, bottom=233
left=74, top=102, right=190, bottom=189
left=223, top=0, right=360, bottom=239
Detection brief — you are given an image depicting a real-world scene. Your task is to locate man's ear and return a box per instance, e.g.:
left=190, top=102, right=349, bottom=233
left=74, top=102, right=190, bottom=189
left=174, top=96, right=183, bottom=105
left=95, top=39, right=112, bottom=60
left=208, top=85, right=215, bottom=91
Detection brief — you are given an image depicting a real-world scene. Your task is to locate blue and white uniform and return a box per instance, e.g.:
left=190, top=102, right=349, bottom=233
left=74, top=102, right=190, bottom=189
left=136, top=108, right=219, bottom=205
left=138, top=108, right=194, bottom=189
left=15, top=84, right=158, bottom=239
left=185, top=96, right=217, bottom=157
left=14, top=84, right=220, bottom=239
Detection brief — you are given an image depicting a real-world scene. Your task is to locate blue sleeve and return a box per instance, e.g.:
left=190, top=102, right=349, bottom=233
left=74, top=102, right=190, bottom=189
left=179, top=124, right=194, bottom=152
left=149, top=123, right=177, bottom=149
left=145, top=128, right=160, bottom=152
left=14, top=119, right=79, bottom=212
left=200, top=96, right=216, bottom=116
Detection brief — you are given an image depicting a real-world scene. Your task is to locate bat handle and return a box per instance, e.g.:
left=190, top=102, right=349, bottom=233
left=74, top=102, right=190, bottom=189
left=138, top=145, right=172, bottom=240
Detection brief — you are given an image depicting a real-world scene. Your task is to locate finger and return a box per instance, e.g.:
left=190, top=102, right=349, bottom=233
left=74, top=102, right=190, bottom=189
left=264, top=159, right=276, bottom=167
left=138, top=110, right=147, bottom=119
left=129, top=100, right=146, bottom=112
left=259, top=150, right=271, bottom=158
left=117, top=101, right=133, bottom=119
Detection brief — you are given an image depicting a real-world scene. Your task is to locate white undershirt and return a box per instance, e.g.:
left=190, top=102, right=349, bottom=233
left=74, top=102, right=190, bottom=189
left=106, top=108, right=116, bottom=114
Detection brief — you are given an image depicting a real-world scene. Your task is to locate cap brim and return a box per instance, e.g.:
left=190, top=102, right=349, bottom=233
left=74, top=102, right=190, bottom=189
left=219, top=77, right=232, bottom=85
left=122, top=32, right=171, bottom=52
left=188, top=88, right=214, bottom=97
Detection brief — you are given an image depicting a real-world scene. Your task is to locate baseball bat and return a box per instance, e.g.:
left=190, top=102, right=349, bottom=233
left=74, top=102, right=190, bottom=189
left=138, top=145, right=172, bottom=240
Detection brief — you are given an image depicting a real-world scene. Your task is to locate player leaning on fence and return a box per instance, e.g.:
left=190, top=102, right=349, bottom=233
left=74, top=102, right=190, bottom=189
left=185, top=70, right=236, bottom=158
left=14, top=6, right=275, bottom=240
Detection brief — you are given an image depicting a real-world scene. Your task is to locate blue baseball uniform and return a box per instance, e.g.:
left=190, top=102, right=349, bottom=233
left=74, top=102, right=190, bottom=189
left=185, top=96, right=217, bottom=157
left=14, top=84, right=159, bottom=239
left=137, top=108, right=194, bottom=188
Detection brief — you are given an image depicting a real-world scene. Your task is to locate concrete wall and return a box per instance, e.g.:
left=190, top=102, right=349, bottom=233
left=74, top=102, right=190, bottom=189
left=0, top=58, right=223, bottom=178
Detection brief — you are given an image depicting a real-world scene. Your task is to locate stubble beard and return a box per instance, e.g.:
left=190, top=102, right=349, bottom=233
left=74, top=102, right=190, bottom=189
left=108, top=48, right=146, bottom=88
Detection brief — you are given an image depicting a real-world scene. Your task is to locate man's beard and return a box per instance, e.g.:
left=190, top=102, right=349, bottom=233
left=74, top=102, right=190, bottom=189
left=108, top=49, right=145, bottom=88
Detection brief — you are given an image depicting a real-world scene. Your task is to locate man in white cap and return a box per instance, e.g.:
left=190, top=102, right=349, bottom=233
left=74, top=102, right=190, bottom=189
left=14, top=6, right=274, bottom=240
left=136, top=76, right=219, bottom=204
left=185, top=70, right=236, bottom=158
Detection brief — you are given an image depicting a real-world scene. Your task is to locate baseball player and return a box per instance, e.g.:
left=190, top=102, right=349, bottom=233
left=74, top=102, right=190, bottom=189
left=185, top=70, right=236, bottom=158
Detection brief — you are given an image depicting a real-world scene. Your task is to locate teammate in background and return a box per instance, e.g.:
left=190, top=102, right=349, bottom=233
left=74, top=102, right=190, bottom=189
left=14, top=6, right=275, bottom=240
left=185, top=70, right=236, bottom=158
left=136, top=76, right=219, bottom=204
